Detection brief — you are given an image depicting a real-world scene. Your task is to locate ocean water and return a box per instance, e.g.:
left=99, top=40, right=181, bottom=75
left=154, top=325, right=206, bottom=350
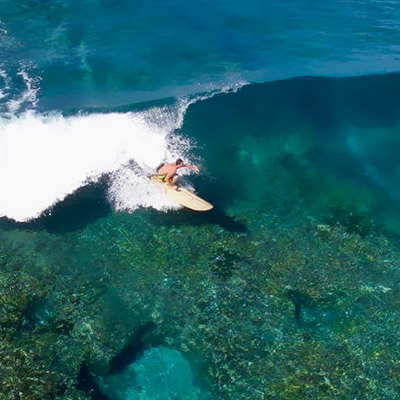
left=1, top=1, right=400, bottom=399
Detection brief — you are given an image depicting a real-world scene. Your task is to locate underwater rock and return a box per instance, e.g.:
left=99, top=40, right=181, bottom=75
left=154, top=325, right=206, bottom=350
left=102, top=346, right=208, bottom=400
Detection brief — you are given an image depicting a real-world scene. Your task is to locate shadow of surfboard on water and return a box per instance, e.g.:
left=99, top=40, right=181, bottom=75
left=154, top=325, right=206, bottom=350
left=0, top=175, right=246, bottom=234
left=147, top=176, right=247, bottom=233
left=147, top=206, right=247, bottom=233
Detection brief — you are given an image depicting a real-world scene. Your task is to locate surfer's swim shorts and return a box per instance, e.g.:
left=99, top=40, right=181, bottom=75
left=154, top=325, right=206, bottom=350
left=157, top=173, right=179, bottom=182
left=157, top=173, right=168, bottom=181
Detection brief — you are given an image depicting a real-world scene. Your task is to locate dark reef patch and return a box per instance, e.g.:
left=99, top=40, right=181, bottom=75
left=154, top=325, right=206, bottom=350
left=212, top=247, right=241, bottom=280
left=77, top=362, right=110, bottom=400
left=287, top=288, right=339, bottom=331
left=324, top=205, right=378, bottom=238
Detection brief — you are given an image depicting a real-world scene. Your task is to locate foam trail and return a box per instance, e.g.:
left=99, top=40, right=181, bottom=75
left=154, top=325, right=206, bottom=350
left=0, top=69, right=10, bottom=101
left=0, top=103, right=193, bottom=221
left=6, top=66, right=41, bottom=114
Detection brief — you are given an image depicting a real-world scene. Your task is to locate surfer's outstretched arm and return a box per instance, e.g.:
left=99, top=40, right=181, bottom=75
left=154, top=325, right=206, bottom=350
left=184, top=164, right=199, bottom=173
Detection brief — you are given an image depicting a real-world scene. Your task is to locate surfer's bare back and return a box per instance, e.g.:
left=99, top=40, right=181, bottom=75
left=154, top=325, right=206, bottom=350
left=157, top=158, right=199, bottom=187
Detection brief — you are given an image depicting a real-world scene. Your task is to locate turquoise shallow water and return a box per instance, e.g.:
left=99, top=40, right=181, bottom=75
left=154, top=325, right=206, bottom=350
left=1, top=1, right=400, bottom=399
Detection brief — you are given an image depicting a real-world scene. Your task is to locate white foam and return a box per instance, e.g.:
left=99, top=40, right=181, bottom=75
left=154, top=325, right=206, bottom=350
left=0, top=69, right=10, bottom=101
left=0, top=19, right=8, bottom=36
left=108, top=100, right=197, bottom=213
left=0, top=103, right=194, bottom=221
left=6, top=66, right=41, bottom=114
left=108, top=167, right=180, bottom=212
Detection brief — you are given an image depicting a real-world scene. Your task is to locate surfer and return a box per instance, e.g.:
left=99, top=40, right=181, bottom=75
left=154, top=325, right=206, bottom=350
left=156, top=158, right=199, bottom=188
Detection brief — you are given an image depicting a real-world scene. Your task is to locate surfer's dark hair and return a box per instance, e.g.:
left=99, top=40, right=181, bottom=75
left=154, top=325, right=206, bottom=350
left=176, top=158, right=183, bottom=165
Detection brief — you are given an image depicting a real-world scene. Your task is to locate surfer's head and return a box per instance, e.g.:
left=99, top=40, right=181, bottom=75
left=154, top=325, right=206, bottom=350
left=176, top=158, right=183, bottom=166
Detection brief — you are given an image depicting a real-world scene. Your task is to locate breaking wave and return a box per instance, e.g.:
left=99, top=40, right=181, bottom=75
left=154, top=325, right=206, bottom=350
left=0, top=101, right=197, bottom=222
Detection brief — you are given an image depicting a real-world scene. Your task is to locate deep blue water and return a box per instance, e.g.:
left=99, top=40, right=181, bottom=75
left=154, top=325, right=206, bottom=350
left=1, top=1, right=400, bottom=399
left=1, top=0, right=400, bottom=109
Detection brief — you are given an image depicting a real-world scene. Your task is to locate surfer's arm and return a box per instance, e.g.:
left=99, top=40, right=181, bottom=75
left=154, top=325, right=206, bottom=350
left=185, top=164, right=199, bottom=173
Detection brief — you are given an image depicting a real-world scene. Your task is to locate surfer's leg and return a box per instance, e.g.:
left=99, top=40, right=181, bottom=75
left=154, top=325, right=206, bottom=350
left=170, top=174, right=179, bottom=190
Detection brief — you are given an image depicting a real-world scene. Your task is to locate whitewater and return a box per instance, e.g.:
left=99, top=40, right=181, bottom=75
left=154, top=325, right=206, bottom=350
left=0, top=73, right=196, bottom=221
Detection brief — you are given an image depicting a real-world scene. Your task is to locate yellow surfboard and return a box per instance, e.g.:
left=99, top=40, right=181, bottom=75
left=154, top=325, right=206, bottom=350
left=151, top=177, right=213, bottom=211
